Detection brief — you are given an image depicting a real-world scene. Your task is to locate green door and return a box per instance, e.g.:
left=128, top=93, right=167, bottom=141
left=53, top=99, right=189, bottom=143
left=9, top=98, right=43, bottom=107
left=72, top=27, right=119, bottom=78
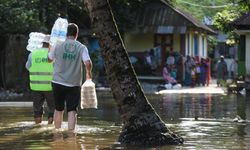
left=238, top=35, right=246, bottom=76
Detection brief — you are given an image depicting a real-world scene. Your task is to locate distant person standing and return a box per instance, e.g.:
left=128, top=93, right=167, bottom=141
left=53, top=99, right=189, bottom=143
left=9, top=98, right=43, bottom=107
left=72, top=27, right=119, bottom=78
left=230, top=59, right=238, bottom=80
left=149, top=48, right=157, bottom=71
left=184, top=55, right=195, bottom=86
left=25, top=35, right=55, bottom=124
left=48, top=23, right=92, bottom=133
left=229, top=46, right=236, bottom=59
left=143, top=50, right=154, bottom=74
left=166, top=51, right=175, bottom=65
left=215, top=56, right=228, bottom=86
left=176, top=54, right=184, bottom=83
left=199, top=58, right=208, bottom=86
left=205, top=58, right=211, bottom=86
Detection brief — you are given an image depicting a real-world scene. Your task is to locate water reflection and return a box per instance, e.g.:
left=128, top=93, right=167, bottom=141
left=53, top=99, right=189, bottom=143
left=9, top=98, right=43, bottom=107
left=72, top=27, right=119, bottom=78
left=51, top=132, right=81, bottom=150
left=1, top=93, right=250, bottom=149
left=237, top=95, right=246, bottom=120
left=151, top=94, right=242, bottom=121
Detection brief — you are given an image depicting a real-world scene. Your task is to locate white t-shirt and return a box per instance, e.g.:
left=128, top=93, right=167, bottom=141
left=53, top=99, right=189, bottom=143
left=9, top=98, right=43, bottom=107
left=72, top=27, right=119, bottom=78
left=48, top=39, right=91, bottom=87
left=48, top=41, right=90, bottom=62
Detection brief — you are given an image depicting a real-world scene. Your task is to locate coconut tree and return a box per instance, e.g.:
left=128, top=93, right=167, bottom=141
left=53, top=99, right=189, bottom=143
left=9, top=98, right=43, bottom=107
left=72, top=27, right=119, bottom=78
left=84, top=0, right=183, bottom=147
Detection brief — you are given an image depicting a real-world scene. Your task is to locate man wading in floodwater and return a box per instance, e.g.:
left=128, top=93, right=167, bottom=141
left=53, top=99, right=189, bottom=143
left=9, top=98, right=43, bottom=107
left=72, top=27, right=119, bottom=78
left=48, top=23, right=92, bottom=133
left=25, top=35, right=55, bottom=124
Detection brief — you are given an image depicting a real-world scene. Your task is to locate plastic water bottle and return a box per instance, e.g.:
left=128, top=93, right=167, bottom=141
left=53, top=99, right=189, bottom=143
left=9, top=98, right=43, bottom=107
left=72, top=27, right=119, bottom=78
left=81, top=80, right=98, bottom=109
left=50, top=17, right=68, bottom=46
left=26, top=32, right=45, bottom=51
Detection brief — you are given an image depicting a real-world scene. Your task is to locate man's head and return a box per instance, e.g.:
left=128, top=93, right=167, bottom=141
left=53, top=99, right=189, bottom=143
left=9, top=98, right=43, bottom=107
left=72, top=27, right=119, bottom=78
left=220, top=55, right=224, bottom=61
left=67, top=23, right=79, bottom=39
left=42, top=35, right=50, bottom=48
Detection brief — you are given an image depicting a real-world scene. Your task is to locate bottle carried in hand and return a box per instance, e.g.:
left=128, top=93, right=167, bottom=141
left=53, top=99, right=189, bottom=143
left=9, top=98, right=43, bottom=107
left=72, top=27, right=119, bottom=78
left=81, top=80, right=98, bottom=109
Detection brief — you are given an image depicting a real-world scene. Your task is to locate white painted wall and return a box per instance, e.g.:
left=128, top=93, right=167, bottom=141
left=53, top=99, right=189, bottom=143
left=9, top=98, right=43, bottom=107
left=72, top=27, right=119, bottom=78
left=199, top=35, right=203, bottom=57
left=173, top=34, right=180, bottom=52
left=185, top=34, right=189, bottom=55
left=204, top=37, right=207, bottom=58
left=185, top=33, right=193, bottom=56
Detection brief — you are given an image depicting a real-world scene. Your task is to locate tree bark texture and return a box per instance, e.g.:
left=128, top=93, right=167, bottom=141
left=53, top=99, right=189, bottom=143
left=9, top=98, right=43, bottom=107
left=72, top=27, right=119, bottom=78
left=2, top=34, right=29, bottom=90
left=84, top=0, right=183, bottom=147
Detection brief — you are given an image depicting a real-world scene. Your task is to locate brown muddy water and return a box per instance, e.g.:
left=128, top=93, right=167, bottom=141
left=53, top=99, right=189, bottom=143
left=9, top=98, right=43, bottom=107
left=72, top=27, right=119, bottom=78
left=0, top=93, right=250, bottom=150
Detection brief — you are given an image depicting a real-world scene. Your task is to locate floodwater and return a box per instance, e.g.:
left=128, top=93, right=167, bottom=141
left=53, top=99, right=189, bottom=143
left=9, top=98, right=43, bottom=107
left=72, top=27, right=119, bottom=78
left=0, top=92, right=250, bottom=150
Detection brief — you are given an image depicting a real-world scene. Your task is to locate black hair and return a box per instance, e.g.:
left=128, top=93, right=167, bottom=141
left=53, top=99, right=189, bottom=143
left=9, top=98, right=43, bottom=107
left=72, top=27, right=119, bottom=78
left=42, top=42, right=49, bottom=48
left=67, top=23, right=79, bottom=37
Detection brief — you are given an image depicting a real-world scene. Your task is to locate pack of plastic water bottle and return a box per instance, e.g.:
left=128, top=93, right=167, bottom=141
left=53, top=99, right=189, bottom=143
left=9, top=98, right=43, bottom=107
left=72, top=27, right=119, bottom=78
left=81, top=79, right=98, bottom=109
left=26, top=32, right=46, bottom=51
left=50, top=17, right=68, bottom=46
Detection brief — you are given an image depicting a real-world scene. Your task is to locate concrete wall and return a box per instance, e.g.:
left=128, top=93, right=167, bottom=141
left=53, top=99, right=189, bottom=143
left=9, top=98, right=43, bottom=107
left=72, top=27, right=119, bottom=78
left=124, top=33, right=154, bottom=52
left=125, top=31, right=208, bottom=59
left=173, top=34, right=180, bottom=52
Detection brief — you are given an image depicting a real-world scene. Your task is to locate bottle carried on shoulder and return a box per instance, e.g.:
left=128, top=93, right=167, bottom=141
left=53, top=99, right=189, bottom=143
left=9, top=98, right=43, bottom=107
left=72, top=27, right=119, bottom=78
left=50, top=17, right=68, bottom=47
left=26, top=32, right=45, bottom=51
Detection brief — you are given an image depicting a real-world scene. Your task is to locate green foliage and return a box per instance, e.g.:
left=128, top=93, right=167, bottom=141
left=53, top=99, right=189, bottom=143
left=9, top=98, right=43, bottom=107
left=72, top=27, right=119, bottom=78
left=207, top=35, right=218, bottom=52
left=176, top=0, right=250, bottom=45
left=236, top=0, right=250, bottom=10
left=176, top=0, right=231, bottom=22
left=212, top=0, right=249, bottom=44
left=0, top=0, right=42, bottom=34
left=0, top=0, right=87, bottom=35
left=0, top=0, right=176, bottom=35
left=213, top=8, right=240, bottom=33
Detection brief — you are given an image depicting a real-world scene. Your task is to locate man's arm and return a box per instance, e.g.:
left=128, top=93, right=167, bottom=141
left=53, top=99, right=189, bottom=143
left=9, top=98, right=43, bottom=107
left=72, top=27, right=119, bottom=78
left=48, top=45, right=55, bottom=63
left=25, top=53, right=32, bottom=70
left=84, top=60, right=92, bottom=80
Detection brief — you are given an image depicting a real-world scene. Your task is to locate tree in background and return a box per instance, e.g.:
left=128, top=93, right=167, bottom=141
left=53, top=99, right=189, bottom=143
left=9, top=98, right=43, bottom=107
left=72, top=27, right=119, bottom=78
left=0, top=0, right=174, bottom=35
left=176, top=0, right=231, bottom=22
left=0, top=0, right=41, bottom=34
left=0, top=0, right=93, bottom=35
left=84, top=0, right=183, bottom=147
left=213, top=0, right=250, bottom=43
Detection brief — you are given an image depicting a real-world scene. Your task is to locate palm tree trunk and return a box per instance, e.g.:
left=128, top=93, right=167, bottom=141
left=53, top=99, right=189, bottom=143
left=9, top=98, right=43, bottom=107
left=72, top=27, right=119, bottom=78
left=84, top=0, right=183, bottom=147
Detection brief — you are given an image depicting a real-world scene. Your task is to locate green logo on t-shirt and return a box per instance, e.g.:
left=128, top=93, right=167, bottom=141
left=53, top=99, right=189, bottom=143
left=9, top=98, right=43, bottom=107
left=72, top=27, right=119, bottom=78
left=63, top=52, right=76, bottom=60
left=63, top=43, right=76, bottom=60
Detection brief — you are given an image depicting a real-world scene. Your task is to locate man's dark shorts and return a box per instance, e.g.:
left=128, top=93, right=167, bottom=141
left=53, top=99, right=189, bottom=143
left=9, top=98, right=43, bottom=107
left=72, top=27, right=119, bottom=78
left=52, top=82, right=80, bottom=112
left=33, top=91, right=55, bottom=118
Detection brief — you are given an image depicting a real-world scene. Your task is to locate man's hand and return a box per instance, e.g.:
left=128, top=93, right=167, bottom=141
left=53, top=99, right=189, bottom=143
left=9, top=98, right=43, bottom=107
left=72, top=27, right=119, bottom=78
left=84, top=60, right=92, bottom=80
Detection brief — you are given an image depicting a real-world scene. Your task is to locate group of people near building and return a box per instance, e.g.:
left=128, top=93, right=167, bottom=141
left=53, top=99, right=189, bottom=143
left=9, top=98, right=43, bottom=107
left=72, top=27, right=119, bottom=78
left=130, top=46, right=240, bottom=89
left=183, top=56, right=210, bottom=87
left=162, top=52, right=238, bottom=88
left=162, top=51, right=180, bottom=86
left=163, top=53, right=211, bottom=87
left=142, top=48, right=159, bottom=74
